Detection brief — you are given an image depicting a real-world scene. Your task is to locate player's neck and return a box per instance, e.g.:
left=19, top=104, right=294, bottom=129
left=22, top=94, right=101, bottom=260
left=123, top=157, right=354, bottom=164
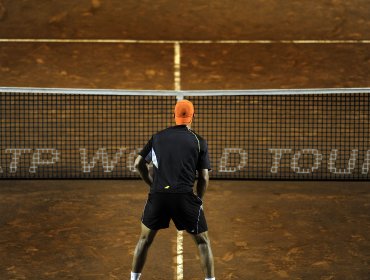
left=175, top=123, right=192, bottom=129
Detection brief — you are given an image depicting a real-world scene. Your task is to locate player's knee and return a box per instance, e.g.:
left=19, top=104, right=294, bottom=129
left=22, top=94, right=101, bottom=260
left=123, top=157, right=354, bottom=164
left=193, top=232, right=210, bottom=246
left=139, top=233, right=155, bottom=247
left=138, top=236, right=151, bottom=248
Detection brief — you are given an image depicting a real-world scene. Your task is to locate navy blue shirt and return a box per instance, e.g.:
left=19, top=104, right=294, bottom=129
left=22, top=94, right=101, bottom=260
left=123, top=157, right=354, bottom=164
left=139, top=125, right=211, bottom=193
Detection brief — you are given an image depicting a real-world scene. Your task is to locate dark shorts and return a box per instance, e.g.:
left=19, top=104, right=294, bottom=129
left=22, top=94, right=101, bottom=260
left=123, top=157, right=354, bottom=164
left=141, top=192, right=208, bottom=234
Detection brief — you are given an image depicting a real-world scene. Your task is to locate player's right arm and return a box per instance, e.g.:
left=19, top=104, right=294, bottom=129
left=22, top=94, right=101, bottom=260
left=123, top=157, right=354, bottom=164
left=136, top=136, right=154, bottom=187
left=134, top=155, right=153, bottom=187
left=196, top=169, right=209, bottom=200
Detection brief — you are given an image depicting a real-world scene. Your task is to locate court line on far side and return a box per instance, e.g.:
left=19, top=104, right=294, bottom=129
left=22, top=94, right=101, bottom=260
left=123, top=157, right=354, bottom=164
left=1, top=39, right=370, bottom=44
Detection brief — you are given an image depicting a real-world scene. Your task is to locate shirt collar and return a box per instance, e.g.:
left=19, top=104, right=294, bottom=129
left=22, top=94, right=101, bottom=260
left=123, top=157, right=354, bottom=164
left=173, top=124, right=188, bottom=129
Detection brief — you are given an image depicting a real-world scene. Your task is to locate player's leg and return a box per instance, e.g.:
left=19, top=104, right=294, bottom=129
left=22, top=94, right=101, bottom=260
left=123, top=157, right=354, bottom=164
left=131, top=193, right=170, bottom=279
left=131, top=222, right=158, bottom=273
left=190, top=231, right=215, bottom=279
left=170, top=193, right=215, bottom=279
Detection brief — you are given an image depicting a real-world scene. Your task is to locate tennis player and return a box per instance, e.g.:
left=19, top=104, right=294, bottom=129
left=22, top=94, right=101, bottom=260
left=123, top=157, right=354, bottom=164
left=130, top=99, right=215, bottom=280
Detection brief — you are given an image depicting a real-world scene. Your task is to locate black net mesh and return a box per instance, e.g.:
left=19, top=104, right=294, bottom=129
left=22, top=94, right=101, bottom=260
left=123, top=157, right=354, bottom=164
left=189, top=94, right=369, bottom=180
left=0, top=92, right=173, bottom=178
left=0, top=90, right=369, bottom=180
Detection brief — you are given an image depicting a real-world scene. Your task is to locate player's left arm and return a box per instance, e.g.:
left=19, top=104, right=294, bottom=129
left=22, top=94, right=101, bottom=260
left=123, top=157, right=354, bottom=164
left=196, top=138, right=212, bottom=200
left=134, top=155, right=153, bottom=187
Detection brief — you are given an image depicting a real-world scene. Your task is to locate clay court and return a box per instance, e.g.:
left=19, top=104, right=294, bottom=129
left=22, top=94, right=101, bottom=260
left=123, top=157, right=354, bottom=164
left=0, top=0, right=370, bottom=279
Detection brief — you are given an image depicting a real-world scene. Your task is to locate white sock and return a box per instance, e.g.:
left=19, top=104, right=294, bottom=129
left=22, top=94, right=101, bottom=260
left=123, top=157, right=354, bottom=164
left=131, top=272, right=141, bottom=280
left=205, top=278, right=216, bottom=280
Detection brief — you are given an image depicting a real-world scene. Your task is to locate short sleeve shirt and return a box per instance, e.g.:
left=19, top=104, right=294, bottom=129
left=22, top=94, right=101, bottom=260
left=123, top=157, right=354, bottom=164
left=139, top=125, right=211, bottom=193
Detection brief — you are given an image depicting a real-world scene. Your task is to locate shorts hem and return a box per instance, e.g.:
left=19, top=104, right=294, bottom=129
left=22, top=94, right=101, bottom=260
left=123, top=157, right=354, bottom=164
left=142, top=221, right=169, bottom=231
left=185, top=228, right=208, bottom=235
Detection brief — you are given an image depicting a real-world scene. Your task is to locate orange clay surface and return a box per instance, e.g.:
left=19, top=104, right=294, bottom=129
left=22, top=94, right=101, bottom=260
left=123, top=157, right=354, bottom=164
left=0, top=180, right=369, bottom=279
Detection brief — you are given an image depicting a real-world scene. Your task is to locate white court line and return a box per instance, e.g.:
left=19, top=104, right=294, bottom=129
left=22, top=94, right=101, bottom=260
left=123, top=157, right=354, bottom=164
left=176, top=231, right=184, bottom=280
left=0, top=39, right=370, bottom=44
left=173, top=42, right=184, bottom=280
left=174, top=42, right=181, bottom=92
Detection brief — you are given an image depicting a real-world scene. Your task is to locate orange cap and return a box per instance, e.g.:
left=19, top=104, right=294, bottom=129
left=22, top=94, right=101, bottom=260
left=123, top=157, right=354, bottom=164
left=174, top=99, right=194, bottom=125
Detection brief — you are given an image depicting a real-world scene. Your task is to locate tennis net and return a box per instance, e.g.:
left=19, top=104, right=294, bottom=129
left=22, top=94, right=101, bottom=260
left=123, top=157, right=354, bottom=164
left=0, top=87, right=369, bottom=180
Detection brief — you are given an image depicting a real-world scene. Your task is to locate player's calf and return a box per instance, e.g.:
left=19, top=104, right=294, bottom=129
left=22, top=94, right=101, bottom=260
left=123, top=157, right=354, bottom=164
left=191, top=231, right=215, bottom=279
left=131, top=224, right=157, bottom=278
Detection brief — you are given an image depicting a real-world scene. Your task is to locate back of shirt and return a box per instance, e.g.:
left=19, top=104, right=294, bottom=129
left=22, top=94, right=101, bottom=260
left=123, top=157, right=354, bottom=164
left=139, top=125, right=211, bottom=193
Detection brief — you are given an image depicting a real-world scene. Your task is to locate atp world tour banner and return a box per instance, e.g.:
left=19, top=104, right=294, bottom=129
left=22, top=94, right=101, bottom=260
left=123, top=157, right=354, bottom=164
left=0, top=87, right=369, bottom=179
left=0, top=147, right=369, bottom=179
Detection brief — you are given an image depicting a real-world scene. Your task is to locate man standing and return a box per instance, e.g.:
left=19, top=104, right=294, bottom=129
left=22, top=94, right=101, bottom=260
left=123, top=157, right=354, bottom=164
left=130, top=99, right=215, bottom=280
